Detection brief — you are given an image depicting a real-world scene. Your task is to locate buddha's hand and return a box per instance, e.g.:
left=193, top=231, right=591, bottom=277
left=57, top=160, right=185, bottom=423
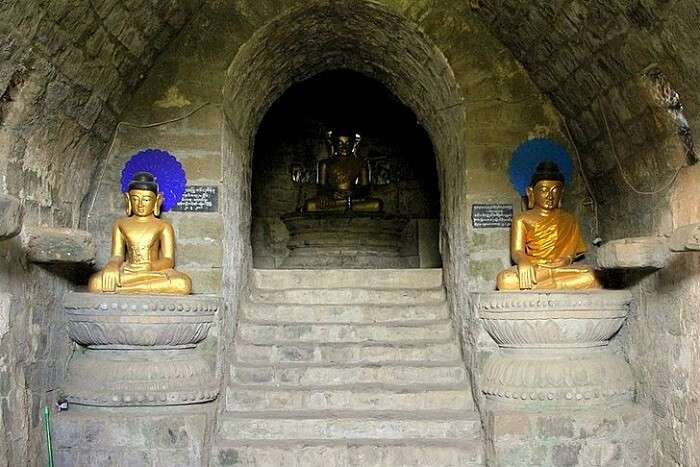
left=101, top=263, right=121, bottom=292
left=122, top=262, right=151, bottom=274
left=516, top=261, right=537, bottom=289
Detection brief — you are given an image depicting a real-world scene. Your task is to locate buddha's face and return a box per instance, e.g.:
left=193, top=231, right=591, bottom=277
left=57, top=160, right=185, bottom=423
left=336, top=136, right=352, bottom=157
left=528, top=180, right=563, bottom=210
left=127, top=189, right=159, bottom=217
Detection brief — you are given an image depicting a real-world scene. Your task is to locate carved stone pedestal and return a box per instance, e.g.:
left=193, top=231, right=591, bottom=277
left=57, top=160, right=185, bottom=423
left=62, top=292, right=221, bottom=407
left=281, top=213, right=410, bottom=268
left=474, top=291, right=652, bottom=466
left=475, top=291, right=634, bottom=407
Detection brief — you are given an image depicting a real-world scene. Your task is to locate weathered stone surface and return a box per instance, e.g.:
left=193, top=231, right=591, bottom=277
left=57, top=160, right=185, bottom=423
left=474, top=291, right=635, bottom=406
left=237, top=321, right=454, bottom=344
left=596, top=236, right=671, bottom=269
left=242, top=302, right=450, bottom=323
left=253, top=268, right=444, bottom=290
left=0, top=293, right=10, bottom=341
left=211, top=443, right=484, bottom=467
left=669, top=223, right=700, bottom=251
left=281, top=214, right=411, bottom=269
left=484, top=403, right=653, bottom=467
left=64, top=292, right=220, bottom=349
left=25, top=228, right=96, bottom=264
left=219, top=415, right=482, bottom=441
left=0, top=194, right=23, bottom=240
left=226, top=387, right=473, bottom=412
left=234, top=341, right=461, bottom=365
left=65, top=349, right=219, bottom=406
left=251, top=287, right=445, bottom=305
left=216, top=268, right=484, bottom=464
left=63, top=293, right=221, bottom=407
left=53, top=408, right=208, bottom=467
left=230, top=364, right=467, bottom=387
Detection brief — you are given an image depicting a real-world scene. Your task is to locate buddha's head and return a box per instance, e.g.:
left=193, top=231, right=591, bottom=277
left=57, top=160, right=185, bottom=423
left=327, top=131, right=361, bottom=158
left=124, top=172, right=163, bottom=217
left=526, top=161, right=565, bottom=210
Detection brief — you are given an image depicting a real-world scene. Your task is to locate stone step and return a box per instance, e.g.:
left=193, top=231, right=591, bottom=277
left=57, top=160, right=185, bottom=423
left=225, top=386, right=474, bottom=412
left=241, top=302, right=450, bottom=323
left=236, top=321, right=454, bottom=344
left=230, top=364, right=468, bottom=387
left=234, top=341, right=462, bottom=364
left=217, top=411, right=483, bottom=442
left=253, top=268, right=443, bottom=290
left=211, top=441, right=484, bottom=467
left=250, top=287, right=446, bottom=305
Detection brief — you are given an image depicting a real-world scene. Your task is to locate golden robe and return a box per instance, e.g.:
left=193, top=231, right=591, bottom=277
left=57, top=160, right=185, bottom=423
left=497, top=209, right=599, bottom=290
left=521, top=209, right=586, bottom=265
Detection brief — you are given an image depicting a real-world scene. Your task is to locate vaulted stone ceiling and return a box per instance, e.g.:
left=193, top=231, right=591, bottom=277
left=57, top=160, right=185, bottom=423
left=0, top=0, right=203, bottom=224
left=1, top=0, right=697, bottom=228
left=471, top=0, right=700, bottom=203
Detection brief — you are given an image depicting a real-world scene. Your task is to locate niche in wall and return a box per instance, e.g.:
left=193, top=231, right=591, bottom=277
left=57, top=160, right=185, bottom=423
left=251, top=69, right=441, bottom=268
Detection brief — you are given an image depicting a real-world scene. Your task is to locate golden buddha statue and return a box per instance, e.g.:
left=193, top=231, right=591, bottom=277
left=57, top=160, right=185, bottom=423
left=497, top=161, right=600, bottom=290
left=303, top=131, right=383, bottom=213
left=88, top=172, right=192, bottom=295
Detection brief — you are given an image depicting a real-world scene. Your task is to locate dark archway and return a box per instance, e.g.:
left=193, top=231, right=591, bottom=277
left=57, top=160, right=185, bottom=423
left=250, top=69, right=441, bottom=268
left=221, top=0, right=465, bottom=300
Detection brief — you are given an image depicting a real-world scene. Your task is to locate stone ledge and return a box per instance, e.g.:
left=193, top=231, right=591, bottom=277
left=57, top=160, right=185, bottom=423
left=25, top=227, right=96, bottom=264
left=596, top=236, right=670, bottom=269
left=0, top=194, right=23, bottom=240
left=669, top=223, right=700, bottom=251
left=473, top=290, right=632, bottom=315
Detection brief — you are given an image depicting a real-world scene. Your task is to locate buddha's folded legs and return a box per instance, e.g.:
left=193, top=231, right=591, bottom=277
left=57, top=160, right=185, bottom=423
left=497, top=265, right=600, bottom=290
left=304, top=197, right=346, bottom=212
left=304, top=196, right=383, bottom=213
left=350, top=198, right=383, bottom=213
left=88, top=270, right=192, bottom=295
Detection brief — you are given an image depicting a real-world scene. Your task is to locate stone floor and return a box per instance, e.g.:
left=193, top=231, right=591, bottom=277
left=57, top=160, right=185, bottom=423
left=211, top=268, right=485, bottom=466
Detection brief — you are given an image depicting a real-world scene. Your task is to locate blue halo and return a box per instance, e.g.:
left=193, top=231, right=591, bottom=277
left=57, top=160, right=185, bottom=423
left=120, top=149, right=187, bottom=212
left=509, top=138, right=574, bottom=196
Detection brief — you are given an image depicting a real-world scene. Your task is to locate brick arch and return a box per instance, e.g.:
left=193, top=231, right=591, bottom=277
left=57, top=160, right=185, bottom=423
left=220, top=0, right=467, bottom=305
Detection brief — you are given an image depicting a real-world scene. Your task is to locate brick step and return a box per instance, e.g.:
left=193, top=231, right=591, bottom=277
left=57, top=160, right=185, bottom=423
left=240, top=302, right=450, bottom=323
left=236, top=320, right=453, bottom=344
left=216, top=411, right=483, bottom=442
left=252, top=268, right=444, bottom=290
left=225, top=386, right=474, bottom=412
left=211, top=441, right=484, bottom=467
left=230, top=364, right=468, bottom=387
left=250, top=287, right=446, bottom=305
left=234, top=341, right=462, bottom=364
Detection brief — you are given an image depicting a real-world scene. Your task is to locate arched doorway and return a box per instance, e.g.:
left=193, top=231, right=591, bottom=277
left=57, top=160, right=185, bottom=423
left=250, top=69, right=441, bottom=269
left=221, top=0, right=467, bottom=306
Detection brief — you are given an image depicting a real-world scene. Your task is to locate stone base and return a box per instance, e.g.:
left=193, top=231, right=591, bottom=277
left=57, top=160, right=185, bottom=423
left=62, top=293, right=221, bottom=407
left=53, top=405, right=210, bottom=467
left=474, top=291, right=634, bottom=407
left=484, top=402, right=652, bottom=467
left=65, top=349, right=219, bottom=406
left=281, top=213, right=411, bottom=268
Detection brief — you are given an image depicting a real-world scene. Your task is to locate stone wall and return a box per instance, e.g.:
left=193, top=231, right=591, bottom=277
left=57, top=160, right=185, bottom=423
left=472, top=1, right=700, bottom=464
left=0, top=1, right=202, bottom=465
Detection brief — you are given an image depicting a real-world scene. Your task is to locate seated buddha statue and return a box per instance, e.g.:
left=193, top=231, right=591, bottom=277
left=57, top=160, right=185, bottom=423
left=497, top=161, right=601, bottom=290
left=88, top=172, right=192, bottom=295
left=303, top=131, right=383, bottom=213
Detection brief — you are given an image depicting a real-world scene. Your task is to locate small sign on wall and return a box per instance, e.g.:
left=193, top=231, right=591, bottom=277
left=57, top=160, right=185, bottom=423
left=172, top=186, right=219, bottom=213
left=471, top=204, right=513, bottom=229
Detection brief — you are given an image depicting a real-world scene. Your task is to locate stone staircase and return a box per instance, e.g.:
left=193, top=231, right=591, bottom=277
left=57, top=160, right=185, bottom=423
left=212, top=269, right=484, bottom=467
